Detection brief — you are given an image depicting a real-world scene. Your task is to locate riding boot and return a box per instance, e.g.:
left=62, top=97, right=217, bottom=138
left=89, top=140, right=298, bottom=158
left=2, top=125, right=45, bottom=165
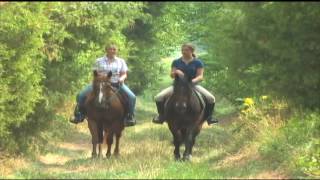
left=206, top=103, right=218, bottom=125
left=124, top=113, right=136, bottom=127
left=69, top=104, right=86, bottom=124
left=152, top=101, right=165, bottom=124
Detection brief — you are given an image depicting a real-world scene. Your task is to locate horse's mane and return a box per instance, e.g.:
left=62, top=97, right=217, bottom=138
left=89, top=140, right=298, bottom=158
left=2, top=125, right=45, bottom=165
left=173, top=73, right=194, bottom=95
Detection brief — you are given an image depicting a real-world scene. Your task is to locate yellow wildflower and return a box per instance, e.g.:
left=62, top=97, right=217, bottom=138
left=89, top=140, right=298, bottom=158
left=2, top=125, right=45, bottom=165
left=244, top=97, right=254, bottom=106
left=261, top=95, right=268, bottom=100
left=241, top=109, right=247, bottom=113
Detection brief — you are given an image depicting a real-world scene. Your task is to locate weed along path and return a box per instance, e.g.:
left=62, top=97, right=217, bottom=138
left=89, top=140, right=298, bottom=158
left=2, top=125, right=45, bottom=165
left=2, top=96, right=288, bottom=179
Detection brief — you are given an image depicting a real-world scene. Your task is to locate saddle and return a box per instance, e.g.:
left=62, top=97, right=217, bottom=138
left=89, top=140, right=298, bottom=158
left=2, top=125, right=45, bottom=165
left=194, top=90, right=206, bottom=110
left=164, top=88, right=206, bottom=111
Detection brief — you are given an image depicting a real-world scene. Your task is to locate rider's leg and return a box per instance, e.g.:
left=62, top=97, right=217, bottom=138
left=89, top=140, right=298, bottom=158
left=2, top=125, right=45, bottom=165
left=194, top=85, right=218, bottom=125
left=153, top=86, right=173, bottom=124
left=70, top=84, right=93, bottom=124
left=120, top=84, right=136, bottom=127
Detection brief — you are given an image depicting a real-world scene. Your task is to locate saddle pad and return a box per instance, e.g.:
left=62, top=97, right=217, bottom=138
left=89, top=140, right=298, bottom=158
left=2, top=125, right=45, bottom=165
left=112, top=87, right=129, bottom=114
left=194, top=90, right=206, bottom=110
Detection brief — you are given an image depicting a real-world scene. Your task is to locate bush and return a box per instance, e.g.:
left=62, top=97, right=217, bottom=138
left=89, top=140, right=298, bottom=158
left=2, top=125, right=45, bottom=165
left=259, top=111, right=320, bottom=177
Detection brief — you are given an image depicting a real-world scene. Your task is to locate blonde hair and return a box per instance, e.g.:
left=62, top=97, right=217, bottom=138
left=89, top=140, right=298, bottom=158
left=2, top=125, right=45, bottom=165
left=182, top=43, right=196, bottom=58
left=105, top=42, right=118, bottom=51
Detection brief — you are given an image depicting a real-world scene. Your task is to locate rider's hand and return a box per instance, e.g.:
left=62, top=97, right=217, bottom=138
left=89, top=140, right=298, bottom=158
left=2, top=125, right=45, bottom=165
left=119, top=78, right=125, bottom=84
left=175, top=69, right=184, bottom=77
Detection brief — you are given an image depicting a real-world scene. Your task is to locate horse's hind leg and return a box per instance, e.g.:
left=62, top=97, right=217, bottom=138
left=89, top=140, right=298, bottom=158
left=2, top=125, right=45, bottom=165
left=106, top=131, right=114, bottom=158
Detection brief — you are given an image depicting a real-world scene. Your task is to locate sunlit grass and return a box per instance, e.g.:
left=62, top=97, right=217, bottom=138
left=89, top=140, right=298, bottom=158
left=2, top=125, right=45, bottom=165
left=4, top=57, right=242, bottom=179
left=7, top=95, right=278, bottom=179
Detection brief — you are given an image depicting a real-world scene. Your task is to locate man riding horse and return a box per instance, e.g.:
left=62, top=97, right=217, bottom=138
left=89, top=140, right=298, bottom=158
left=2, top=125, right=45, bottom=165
left=153, top=43, right=218, bottom=125
left=70, top=43, right=136, bottom=127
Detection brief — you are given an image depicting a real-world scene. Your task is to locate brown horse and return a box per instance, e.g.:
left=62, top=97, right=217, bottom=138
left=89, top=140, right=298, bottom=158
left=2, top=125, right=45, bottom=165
left=164, top=73, right=205, bottom=161
left=84, top=70, right=125, bottom=158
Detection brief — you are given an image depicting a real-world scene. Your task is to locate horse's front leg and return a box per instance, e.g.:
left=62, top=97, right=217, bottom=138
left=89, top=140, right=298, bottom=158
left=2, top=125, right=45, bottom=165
left=88, top=119, right=99, bottom=158
left=183, top=128, right=195, bottom=161
left=92, top=143, right=97, bottom=158
left=98, top=143, right=102, bottom=158
left=173, top=132, right=182, bottom=160
left=169, top=125, right=182, bottom=160
left=106, top=131, right=113, bottom=158
left=114, top=131, right=122, bottom=157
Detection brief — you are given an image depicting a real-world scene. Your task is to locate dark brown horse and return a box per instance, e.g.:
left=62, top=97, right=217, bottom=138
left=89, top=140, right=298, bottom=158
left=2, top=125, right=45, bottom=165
left=165, top=73, right=205, bottom=161
left=84, top=70, right=125, bottom=158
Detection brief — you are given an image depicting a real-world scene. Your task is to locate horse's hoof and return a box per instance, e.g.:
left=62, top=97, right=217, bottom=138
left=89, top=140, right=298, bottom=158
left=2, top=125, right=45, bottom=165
left=114, top=153, right=120, bottom=158
left=91, top=154, right=98, bottom=159
left=174, top=154, right=181, bottom=161
left=106, top=153, right=112, bottom=159
left=182, top=155, right=192, bottom=161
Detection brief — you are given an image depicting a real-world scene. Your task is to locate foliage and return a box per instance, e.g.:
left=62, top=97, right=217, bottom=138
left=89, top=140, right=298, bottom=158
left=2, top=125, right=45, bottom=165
left=232, top=95, right=319, bottom=177
left=0, top=3, right=50, bottom=151
left=258, top=111, right=320, bottom=177
left=0, top=2, right=192, bottom=153
left=199, top=2, right=320, bottom=108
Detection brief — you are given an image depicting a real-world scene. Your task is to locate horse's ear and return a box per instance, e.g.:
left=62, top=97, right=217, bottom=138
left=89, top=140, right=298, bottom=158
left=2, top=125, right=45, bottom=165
left=93, top=70, right=98, bottom=77
left=107, top=71, right=112, bottom=78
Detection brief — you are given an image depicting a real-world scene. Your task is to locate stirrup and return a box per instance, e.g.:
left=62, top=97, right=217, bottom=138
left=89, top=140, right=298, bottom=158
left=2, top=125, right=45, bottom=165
left=69, top=112, right=85, bottom=124
left=152, top=115, right=164, bottom=124
left=69, top=117, right=82, bottom=124
left=207, top=116, right=218, bottom=125
left=124, top=115, right=136, bottom=127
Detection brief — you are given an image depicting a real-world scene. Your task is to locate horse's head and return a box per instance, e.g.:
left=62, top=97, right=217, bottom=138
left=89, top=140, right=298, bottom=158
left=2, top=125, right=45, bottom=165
left=92, top=70, right=113, bottom=109
left=172, top=71, right=194, bottom=114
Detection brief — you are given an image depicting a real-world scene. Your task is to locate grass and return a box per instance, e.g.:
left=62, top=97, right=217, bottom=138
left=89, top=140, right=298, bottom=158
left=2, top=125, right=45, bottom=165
left=1, top=57, right=318, bottom=179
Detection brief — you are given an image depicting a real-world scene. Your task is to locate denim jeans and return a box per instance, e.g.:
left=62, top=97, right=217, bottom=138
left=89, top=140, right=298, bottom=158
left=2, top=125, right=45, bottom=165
left=77, top=83, right=136, bottom=116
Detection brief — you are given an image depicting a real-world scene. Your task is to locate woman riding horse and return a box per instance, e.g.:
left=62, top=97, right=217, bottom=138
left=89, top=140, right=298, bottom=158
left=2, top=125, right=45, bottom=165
left=153, top=43, right=218, bottom=125
left=70, top=43, right=136, bottom=127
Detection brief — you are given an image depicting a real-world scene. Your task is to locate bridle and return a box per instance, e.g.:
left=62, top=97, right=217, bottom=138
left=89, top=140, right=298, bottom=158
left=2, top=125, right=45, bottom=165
left=97, top=81, right=121, bottom=109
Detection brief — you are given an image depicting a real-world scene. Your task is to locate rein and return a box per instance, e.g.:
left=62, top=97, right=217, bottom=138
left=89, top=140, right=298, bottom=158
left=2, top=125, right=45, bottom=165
left=103, top=83, right=121, bottom=108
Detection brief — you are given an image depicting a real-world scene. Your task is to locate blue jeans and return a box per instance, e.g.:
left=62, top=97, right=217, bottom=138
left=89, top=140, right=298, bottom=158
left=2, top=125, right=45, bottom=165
left=77, top=84, right=136, bottom=116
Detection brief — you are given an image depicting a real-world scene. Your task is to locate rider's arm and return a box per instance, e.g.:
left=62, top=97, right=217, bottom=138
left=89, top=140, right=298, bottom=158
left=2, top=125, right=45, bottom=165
left=192, top=68, right=204, bottom=84
left=171, top=67, right=177, bottom=79
left=119, top=59, right=128, bottom=83
left=119, top=71, right=127, bottom=83
left=171, top=60, right=185, bottom=78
